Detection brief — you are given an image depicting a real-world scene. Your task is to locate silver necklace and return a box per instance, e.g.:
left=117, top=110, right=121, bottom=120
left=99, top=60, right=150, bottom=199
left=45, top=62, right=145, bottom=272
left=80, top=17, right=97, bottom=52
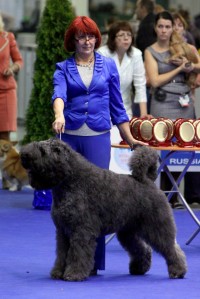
left=76, top=57, right=94, bottom=70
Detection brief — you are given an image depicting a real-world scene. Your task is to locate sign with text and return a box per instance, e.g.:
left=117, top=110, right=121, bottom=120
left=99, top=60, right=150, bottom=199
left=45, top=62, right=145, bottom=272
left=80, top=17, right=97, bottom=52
left=160, top=150, right=200, bottom=172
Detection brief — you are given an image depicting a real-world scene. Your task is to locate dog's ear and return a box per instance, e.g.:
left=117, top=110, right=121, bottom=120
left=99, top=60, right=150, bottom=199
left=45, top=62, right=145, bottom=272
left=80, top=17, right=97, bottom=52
left=1, top=142, right=12, bottom=153
left=39, top=141, right=62, bottom=158
left=50, top=139, right=65, bottom=155
left=52, top=144, right=62, bottom=155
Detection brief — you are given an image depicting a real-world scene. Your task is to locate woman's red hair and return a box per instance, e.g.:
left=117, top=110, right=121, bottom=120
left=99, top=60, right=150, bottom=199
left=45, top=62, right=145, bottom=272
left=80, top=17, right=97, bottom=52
left=64, top=16, right=102, bottom=52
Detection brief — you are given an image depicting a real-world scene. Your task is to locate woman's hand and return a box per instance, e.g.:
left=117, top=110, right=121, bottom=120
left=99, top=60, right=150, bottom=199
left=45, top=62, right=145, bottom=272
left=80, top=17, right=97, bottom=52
left=140, top=113, right=154, bottom=119
left=169, top=56, right=187, bottom=66
left=3, top=64, right=20, bottom=77
left=52, top=98, right=65, bottom=134
left=118, top=121, right=149, bottom=149
left=52, top=116, right=65, bottom=134
left=182, top=61, right=194, bottom=73
left=170, top=57, right=194, bottom=73
left=131, top=138, right=149, bottom=149
left=3, top=67, right=14, bottom=77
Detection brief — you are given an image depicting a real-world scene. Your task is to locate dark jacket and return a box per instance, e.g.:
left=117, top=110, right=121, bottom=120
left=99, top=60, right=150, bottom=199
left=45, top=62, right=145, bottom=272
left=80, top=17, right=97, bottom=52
left=136, top=13, right=156, bottom=59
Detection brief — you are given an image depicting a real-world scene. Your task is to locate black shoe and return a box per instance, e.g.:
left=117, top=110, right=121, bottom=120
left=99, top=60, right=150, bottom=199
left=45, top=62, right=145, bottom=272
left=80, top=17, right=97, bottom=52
left=189, top=202, right=200, bottom=209
left=172, top=201, right=184, bottom=209
left=186, top=197, right=200, bottom=205
left=169, top=195, right=184, bottom=209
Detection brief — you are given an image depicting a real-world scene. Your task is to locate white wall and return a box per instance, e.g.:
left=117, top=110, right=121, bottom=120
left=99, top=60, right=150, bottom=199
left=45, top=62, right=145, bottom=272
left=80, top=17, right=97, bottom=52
left=169, top=0, right=200, bottom=18
left=71, top=0, right=89, bottom=16
left=0, top=0, right=24, bottom=30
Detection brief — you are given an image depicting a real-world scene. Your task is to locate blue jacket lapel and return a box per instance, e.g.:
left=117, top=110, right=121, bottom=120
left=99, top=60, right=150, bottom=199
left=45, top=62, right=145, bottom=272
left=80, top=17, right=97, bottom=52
left=66, top=52, right=104, bottom=91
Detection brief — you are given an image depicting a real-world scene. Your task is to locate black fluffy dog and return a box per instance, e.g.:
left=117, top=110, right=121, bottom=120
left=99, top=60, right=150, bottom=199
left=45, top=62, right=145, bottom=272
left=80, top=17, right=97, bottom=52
left=20, top=138, right=187, bottom=281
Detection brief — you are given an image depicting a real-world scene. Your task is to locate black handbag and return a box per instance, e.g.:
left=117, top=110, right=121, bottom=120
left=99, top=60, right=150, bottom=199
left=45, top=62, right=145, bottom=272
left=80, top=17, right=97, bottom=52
left=154, top=88, right=167, bottom=102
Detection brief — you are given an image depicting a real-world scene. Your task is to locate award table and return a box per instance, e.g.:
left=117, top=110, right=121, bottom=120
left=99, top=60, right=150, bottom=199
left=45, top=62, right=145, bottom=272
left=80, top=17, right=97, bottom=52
left=111, top=143, right=200, bottom=245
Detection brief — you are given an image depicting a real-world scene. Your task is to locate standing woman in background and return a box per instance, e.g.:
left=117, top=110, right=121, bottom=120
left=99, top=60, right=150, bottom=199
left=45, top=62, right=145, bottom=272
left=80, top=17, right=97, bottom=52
left=98, top=20, right=148, bottom=120
left=144, top=11, right=200, bottom=208
left=173, top=12, right=196, bottom=46
left=173, top=12, right=200, bottom=207
left=0, top=14, right=23, bottom=141
left=144, top=11, right=200, bottom=120
left=98, top=20, right=149, bottom=142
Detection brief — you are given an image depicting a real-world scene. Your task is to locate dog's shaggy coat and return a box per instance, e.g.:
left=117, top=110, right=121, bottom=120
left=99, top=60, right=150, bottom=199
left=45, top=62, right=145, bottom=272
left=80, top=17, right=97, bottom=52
left=20, top=138, right=187, bottom=281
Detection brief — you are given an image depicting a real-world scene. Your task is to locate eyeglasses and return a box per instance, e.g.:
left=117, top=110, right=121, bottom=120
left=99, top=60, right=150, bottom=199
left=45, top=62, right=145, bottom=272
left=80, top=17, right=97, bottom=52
left=115, top=33, right=132, bottom=39
left=75, top=34, right=96, bottom=43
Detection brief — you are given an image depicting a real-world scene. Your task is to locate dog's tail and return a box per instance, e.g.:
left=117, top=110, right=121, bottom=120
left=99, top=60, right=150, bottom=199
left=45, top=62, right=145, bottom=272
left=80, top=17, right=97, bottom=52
left=129, top=146, right=158, bottom=182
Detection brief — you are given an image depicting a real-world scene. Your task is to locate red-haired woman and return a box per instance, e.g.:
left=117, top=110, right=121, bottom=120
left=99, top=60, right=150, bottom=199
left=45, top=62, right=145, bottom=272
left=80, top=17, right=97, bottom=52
left=51, top=16, right=147, bottom=276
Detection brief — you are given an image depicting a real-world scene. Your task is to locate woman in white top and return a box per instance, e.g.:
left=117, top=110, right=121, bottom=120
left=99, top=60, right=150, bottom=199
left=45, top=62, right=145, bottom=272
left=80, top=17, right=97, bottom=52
left=98, top=20, right=148, bottom=119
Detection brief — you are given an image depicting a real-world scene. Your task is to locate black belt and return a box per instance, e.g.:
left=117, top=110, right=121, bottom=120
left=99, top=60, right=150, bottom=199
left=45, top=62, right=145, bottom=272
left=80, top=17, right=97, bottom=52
left=163, top=89, right=190, bottom=95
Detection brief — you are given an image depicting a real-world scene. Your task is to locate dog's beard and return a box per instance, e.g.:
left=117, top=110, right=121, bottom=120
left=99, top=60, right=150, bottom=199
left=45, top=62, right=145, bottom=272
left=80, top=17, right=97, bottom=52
left=27, top=170, right=54, bottom=190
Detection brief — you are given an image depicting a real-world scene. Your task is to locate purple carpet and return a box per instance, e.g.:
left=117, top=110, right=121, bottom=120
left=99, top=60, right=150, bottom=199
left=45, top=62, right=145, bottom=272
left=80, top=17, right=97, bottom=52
left=0, top=184, right=200, bottom=299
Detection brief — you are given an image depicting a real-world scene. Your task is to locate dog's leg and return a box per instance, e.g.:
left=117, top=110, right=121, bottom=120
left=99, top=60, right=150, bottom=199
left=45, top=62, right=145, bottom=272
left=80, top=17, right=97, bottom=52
left=140, top=205, right=187, bottom=279
left=62, top=232, right=97, bottom=281
left=50, top=229, right=70, bottom=280
left=117, top=230, right=152, bottom=275
left=8, top=178, right=20, bottom=191
left=166, top=242, right=187, bottom=279
left=2, top=176, right=11, bottom=189
left=148, top=236, right=187, bottom=279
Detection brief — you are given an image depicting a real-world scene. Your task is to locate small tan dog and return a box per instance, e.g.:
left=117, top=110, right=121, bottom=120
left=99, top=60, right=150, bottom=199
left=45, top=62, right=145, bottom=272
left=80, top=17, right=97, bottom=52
left=168, top=31, right=199, bottom=88
left=0, top=139, right=29, bottom=191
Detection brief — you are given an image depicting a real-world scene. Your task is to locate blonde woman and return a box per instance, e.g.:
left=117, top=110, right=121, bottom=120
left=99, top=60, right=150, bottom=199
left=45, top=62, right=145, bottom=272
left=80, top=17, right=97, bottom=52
left=0, top=14, right=23, bottom=141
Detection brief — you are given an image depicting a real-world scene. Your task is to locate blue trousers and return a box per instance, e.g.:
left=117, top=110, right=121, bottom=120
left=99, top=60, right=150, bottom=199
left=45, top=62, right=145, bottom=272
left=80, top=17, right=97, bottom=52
left=60, top=132, right=111, bottom=270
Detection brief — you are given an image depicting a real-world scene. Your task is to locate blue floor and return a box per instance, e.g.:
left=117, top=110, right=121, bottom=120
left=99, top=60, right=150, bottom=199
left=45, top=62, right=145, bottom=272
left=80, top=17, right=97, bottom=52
left=1, top=186, right=200, bottom=299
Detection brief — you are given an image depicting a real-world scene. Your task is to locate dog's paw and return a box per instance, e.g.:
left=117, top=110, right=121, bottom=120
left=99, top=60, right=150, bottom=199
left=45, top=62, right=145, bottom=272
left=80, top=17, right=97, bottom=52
left=129, top=248, right=152, bottom=275
left=50, top=268, right=64, bottom=280
left=169, top=271, right=185, bottom=279
left=168, top=244, right=187, bottom=279
left=9, top=185, right=19, bottom=192
left=168, top=264, right=187, bottom=279
left=129, top=259, right=151, bottom=275
left=63, top=269, right=88, bottom=282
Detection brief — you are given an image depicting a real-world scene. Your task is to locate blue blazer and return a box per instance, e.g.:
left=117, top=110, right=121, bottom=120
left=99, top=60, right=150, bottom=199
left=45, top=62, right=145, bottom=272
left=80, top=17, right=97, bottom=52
left=52, top=52, right=129, bottom=131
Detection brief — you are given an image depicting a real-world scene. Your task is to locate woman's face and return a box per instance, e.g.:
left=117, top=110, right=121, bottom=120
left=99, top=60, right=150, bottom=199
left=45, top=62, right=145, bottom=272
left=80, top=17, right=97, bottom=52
left=74, top=32, right=97, bottom=56
left=155, top=18, right=173, bottom=42
left=174, top=18, right=185, bottom=36
left=115, top=30, right=133, bottom=52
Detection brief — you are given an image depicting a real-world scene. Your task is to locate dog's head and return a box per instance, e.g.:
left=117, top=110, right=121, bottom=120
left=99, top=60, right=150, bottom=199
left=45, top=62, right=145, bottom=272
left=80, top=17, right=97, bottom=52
left=20, top=138, right=74, bottom=190
left=0, top=140, right=18, bottom=163
left=169, top=31, right=199, bottom=63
